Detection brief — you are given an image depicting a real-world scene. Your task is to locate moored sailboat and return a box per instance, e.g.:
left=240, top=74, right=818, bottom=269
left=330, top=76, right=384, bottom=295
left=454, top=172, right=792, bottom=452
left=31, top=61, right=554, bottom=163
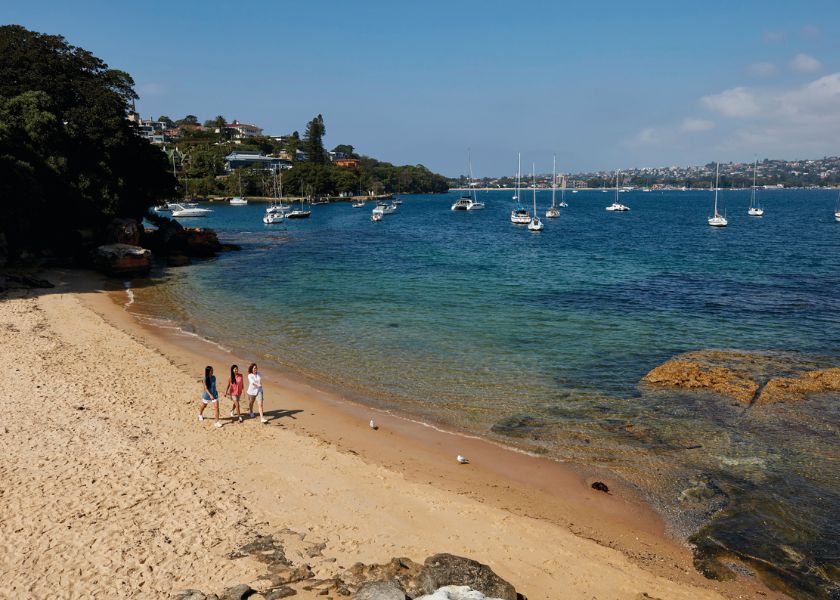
left=748, top=158, right=764, bottom=216
left=546, top=155, right=560, bottom=218
left=510, top=152, right=530, bottom=224
left=527, top=166, right=544, bottom=231
left=708, top=162, right=728, bottom=227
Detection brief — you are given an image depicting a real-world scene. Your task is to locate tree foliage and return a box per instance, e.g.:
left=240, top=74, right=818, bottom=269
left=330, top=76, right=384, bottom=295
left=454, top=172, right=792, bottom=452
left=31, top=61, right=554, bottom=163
left=0, top=25, right=176, bottom=260
left=303, top=114, right=326, bottom=164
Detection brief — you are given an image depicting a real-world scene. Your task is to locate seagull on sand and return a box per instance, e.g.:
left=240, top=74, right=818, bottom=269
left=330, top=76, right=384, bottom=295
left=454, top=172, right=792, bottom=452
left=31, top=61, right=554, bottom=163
left=457, top=455, right=469, bottom=464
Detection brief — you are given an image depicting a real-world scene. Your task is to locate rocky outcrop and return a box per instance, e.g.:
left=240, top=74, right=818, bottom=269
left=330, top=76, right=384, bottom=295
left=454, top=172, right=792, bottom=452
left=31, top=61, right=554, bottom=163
left=142, top=216, right=239, bottom=261
left=105, top=218, right=142, bottom=245
left=642, top=350, right=840, bottom=406
left=412, top=555, right=518, bottom=600
left=93, top=243, right=152, bottom=275
left=642, top=359, right=758, bottom=405
left=757, top=368, right=840, bottom=404
left=175, top=534, right=524, bottom=600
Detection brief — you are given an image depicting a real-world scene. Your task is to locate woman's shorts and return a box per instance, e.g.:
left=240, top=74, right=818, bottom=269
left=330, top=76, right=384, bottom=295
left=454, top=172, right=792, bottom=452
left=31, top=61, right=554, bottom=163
left=201, top=395, right=219, bottom=404
left=248, top=391, right=264, bottom=402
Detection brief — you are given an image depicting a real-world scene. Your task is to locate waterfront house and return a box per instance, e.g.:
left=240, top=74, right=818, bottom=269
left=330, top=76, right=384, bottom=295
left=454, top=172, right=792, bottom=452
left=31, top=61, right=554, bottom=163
left=217, top=120, right=264, bottom=139
left=224, top=151, right=291, bottom=173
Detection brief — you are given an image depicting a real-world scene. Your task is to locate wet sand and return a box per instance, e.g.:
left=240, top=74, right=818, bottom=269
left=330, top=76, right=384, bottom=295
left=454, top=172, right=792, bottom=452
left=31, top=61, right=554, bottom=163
left=0, top=270, right=783, bottom=599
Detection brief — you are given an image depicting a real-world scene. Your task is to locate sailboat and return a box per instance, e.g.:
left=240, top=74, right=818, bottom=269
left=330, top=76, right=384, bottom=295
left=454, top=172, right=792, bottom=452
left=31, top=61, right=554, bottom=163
left=834, top=188, right=840, bottom=222
left=286, top=187, right=312, bottom=219
left=528, top=166, right=544, bottom=231
left=451, top=151, right=485, bottom=210
left=605, top=170, right=629, bottom=211
left=748, top=158, right=764, bottom=216
left=510, top=152, right=530, bottom=224
left=546, top=155, right=560, bottom=218
left=230, top=172, right=248, bottom=205
left=708, top=162, right=728, bottom=227
left=264, top=172, right=289, bottom=223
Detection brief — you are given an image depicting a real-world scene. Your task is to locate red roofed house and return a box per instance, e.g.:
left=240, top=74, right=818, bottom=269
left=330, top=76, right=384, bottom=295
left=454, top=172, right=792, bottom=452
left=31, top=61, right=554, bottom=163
left=334, top=158, right=361, bottom=168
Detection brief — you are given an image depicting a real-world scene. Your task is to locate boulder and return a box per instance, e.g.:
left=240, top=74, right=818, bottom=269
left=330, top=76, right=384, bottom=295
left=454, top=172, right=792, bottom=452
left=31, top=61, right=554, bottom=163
left=413, top=555, right=518, bottom=600
left=221, top=583, right=254, bottom=600
left=93, top=243, right=151, bottom=275
left=171, top=591, right=208, bottom=600
left=416, top=586, right=503, bottom=600
left=351, top=581, right=406, bottom=600
left=642, top=360, right=758, bottom=404
left=757, top=368, right=840, bottom=404
left=265, top=587, right=297, bottom=599
left=105, top=217, right=141, bottom=245
left=343, top=557, right=422, bottom=594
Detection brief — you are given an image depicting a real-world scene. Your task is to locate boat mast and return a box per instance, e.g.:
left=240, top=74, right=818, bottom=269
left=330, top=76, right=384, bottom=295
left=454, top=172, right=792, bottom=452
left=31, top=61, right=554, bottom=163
left=532, top=164, right=537, bottom=214
left=714, top=162, right=720, bottom=217
left=468, top=149, right=475, bottom=202
left=516, top=152, right=521, bottom=204
left=551, top=155, right=556, bottom=208
left=615, top=170, right=620, bottom=203
left=752, top=157, right=758, bottom=208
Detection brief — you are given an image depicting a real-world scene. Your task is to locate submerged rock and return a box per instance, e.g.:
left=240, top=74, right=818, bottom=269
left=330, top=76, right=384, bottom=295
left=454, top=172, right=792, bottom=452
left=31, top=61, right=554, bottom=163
left=591, top=481, right=610, bottom=493
left=642, top=359, right=758, bottom=404
left=757, top=368, right=840, bottom=404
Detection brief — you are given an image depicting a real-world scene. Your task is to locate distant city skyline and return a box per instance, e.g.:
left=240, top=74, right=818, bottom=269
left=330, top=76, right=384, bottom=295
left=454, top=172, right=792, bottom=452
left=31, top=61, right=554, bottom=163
left=3, top=1, right=839, bottom=176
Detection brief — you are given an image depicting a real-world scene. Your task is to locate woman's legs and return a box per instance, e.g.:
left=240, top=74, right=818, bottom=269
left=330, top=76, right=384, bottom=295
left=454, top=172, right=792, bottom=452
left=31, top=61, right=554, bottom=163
left=258, top=392, right=267, bottom=423
left=199, top=399, right=208, bottom=420
left=232, top=395, right=242, bottom=421
left=248, top=394, right=256, bottom=417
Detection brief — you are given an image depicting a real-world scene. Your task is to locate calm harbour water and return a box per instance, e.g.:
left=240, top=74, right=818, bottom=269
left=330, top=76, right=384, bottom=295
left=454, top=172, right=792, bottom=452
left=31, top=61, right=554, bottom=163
left=134, top=189, right=840, bottom=598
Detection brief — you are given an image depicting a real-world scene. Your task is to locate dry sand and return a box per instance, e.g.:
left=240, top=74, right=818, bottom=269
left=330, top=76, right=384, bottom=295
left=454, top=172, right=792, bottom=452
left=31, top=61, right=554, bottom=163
left=0, top=274, right=782, bottom=599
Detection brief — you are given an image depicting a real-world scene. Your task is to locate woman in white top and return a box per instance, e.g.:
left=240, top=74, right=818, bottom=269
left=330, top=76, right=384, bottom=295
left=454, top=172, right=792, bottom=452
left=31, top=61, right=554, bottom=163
left=247, top=363, right=267, bottom=424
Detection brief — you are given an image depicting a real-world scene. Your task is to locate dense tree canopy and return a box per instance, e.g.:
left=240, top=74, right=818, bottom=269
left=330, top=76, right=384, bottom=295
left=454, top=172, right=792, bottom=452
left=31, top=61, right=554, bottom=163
left=0, top=25, right=175, bottom=261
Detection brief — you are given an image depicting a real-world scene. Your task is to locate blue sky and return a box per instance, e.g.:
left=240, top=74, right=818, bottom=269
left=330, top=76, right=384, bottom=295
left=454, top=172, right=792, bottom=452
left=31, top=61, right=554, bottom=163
left=4, top=1, right=840, bottom=176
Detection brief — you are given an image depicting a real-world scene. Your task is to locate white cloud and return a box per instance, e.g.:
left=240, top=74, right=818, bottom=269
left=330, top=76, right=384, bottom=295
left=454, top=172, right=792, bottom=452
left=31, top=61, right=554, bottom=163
left=800, top=25, right=821, bottom=39
left=707, top=73, right=840, bottom=155
left=681, top=118, right=715, bottom=132
left=636, top=128, right=659, bottom=144
left=700, top=87, right=761, bottom=118
left=790, top=53, right=822, bottom=73
left=137, top=82, right=166, bottom=97
left=763, top=30, right=785, bottom=43
left=747, top=62, right=778, bottom=78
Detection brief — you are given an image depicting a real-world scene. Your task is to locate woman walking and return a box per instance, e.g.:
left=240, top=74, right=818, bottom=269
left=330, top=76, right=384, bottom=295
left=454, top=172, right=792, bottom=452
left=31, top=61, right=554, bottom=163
left=247, top=363, right=268, bottom=424
left=225, top=364, right=244, bottom=423
left=199, top=365, right=223, bottom=428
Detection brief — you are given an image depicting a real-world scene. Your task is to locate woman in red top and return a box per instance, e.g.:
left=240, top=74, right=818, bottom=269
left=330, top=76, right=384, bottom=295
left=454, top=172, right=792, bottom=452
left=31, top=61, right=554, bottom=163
left=225, top=364, right=245, bottom=423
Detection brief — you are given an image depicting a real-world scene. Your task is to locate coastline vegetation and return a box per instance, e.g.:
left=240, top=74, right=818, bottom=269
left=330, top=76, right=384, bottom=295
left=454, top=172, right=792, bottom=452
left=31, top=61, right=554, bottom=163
left=0, top=25, right=176, bottom=263
left=168, top=114, right=449, bottom=198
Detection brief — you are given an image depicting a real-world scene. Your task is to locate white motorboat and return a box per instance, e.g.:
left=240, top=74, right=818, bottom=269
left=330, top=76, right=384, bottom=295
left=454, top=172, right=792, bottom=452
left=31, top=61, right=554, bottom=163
left=371, top=212, right=383, bottom=222
left=606, top=170, right=629, bottom=211
left=351, top=200, right=366, bottom=208
left=451, top=196, right=474, bottom=210
left=546, top=155, right=560, bottom=218
left=230, top=196, right=248, bottom=206
left=708, top=163, right=728, bottom=227
left=747, top=158, right=764, bottom=216
left=154, top=204, right=171, bottom=213
left=170, top=203, right=213, bottom=217
left=372, top=202, right=397, bottom=216
left=528, top=166, right=544, bottom=231
left=510, top=152, right=530, bottom=224
left=834, top=189, right=840, bottom=222
left=263, top=211, right=285, bottom=224
left=558, top=200, right=568, bottom=207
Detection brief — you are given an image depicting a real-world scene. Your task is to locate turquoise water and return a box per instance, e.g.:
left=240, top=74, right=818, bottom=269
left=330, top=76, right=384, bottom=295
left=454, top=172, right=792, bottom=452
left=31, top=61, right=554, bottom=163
left=137, top=189, right=840, bottom=598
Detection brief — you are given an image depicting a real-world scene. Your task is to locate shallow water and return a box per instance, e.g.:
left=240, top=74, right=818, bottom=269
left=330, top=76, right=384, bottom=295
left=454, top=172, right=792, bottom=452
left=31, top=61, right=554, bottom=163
left=135, top=189, right=840, bottom=598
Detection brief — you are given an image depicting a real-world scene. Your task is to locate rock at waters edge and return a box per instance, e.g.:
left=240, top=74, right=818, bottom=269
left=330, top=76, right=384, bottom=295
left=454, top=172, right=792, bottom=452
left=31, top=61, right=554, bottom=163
left=93, top=243, right=152, bottom=276
left=220, top=583, right=254, bottom=600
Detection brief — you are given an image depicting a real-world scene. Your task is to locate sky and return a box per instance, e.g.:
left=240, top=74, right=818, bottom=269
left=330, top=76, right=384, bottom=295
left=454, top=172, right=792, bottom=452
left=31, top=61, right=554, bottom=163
left=3, top=1, right=840, bottom=176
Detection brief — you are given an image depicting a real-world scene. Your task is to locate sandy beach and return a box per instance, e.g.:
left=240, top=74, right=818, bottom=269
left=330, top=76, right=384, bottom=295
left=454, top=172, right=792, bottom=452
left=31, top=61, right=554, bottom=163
left=0, top=271, right=782, bottom=599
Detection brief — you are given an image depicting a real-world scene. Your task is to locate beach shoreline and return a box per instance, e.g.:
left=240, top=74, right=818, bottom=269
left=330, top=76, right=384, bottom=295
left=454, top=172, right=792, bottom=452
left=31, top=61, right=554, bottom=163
left=0, top=269, right=783, bottom=599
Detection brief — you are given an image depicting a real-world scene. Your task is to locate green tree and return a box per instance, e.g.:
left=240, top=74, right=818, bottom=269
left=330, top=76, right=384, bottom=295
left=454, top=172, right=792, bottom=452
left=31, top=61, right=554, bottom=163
left=0, top=25, right=175, bottom=260
left=303, top=114, right=326, bottom=164
left=158, top=115, right=174, bottom=128
left=332, top=144, right=355, bottom=157
left=177, top=114, right=199, bottom=126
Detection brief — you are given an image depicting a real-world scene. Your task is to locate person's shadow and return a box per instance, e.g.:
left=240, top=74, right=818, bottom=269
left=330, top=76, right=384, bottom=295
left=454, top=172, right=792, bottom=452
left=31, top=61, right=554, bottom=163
left=262, top=409, right=304, bottom=424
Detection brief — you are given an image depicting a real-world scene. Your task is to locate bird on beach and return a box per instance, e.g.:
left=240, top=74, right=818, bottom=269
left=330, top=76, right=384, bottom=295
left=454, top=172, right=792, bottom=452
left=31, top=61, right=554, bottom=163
left=369, top=419, right=378, bottom=430
left=457, top=455, right=469, bottom=464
